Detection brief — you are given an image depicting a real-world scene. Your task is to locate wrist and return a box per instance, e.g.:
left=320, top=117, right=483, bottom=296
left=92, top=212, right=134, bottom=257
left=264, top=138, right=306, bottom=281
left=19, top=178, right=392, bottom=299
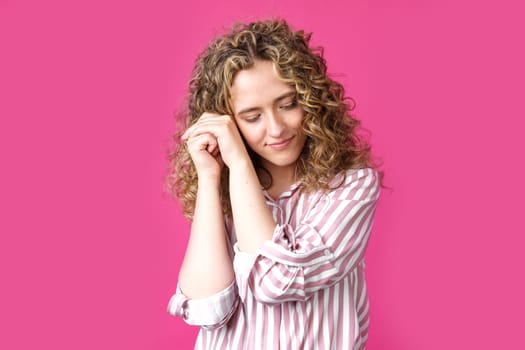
left=197, top=174, right=221, bottom=189
left=228, top=157, right=253, bottom=174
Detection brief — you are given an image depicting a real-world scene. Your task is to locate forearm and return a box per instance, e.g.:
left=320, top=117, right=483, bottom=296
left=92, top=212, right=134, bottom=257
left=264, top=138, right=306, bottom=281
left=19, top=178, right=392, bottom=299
left=229, top=160, right=276, bottom=253
left=178, top=179, right=234, bottom=299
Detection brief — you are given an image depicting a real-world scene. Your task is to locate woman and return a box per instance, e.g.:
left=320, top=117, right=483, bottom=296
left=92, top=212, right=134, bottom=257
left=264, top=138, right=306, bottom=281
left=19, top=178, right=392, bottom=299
left=166, top=18, right=383, bottom=349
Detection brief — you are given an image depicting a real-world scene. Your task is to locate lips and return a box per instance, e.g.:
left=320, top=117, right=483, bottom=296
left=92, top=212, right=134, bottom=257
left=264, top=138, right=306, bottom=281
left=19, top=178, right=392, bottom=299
left=267, top=136, right=294, bottom=150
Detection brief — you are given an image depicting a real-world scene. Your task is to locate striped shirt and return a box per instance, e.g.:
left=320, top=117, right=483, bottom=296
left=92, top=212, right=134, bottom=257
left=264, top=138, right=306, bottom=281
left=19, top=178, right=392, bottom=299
left=168, top=168, right=380, bottom=349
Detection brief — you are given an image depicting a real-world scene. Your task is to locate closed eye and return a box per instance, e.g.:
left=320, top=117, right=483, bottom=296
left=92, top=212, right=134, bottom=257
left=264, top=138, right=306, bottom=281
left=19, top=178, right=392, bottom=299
left=279, top=100, right=298, bottom=110
left=244, top=114, right=261, bottom=123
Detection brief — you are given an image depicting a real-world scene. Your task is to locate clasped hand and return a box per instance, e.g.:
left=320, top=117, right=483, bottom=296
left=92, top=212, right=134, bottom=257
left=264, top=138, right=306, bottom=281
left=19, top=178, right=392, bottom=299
left=182, top=112, right=249, bottom=179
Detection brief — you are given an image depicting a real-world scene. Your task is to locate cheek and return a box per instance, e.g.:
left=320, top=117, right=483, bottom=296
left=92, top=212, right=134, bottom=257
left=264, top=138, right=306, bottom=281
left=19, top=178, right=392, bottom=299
left=291, top=111, right=305, bottom=130
left=238, top=125, right=264, bottom=147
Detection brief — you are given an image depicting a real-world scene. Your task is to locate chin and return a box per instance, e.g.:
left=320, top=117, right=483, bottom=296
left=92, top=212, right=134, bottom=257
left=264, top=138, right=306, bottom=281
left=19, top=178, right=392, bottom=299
left=265, top=155, right=300, bottom=167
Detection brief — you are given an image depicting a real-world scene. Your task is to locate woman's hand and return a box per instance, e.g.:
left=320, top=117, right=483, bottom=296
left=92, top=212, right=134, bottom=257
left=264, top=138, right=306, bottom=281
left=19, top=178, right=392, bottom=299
left=184, top=127, right=223, bottom=182
left=182, top=113, right=250, bottom=171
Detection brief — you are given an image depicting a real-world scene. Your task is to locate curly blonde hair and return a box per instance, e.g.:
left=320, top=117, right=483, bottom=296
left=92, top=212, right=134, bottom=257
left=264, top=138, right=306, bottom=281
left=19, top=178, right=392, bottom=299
left=166, top=18, right=383, bottom=219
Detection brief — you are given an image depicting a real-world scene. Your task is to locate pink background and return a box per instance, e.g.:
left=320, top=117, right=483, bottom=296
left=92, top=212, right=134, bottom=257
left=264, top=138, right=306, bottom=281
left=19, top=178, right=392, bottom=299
left=1, top=0, right=524, bottom=349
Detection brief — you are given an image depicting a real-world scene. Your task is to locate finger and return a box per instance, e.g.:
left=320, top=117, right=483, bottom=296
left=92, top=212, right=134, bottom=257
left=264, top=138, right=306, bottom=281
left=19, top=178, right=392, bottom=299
left=199, top=112, right=222, bottom=120
left=206, top=136, right=218, bottom=154
left=182, top=113, right=226, bottom=140
left=185, top=113, right=233, bottom=134
left=186, top=132, right=218, bottom=154
left=182, top=121, right=212, bottom=140
left=210, top=146, right=220, bottom=158
left=183, top=121, right=222, bottom=140
left=181, top=126, right=194, bottom=140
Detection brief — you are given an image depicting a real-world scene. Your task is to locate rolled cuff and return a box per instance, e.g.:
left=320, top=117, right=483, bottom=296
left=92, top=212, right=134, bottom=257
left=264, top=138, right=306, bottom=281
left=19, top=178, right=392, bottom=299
left=167, top=281, right=238, bottom=328
left=260, top=224, right=334, bottom=267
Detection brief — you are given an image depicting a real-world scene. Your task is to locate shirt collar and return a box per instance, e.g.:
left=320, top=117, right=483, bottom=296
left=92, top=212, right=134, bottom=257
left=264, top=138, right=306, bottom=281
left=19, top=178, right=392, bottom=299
left=262, top=180, right=302, bottom=202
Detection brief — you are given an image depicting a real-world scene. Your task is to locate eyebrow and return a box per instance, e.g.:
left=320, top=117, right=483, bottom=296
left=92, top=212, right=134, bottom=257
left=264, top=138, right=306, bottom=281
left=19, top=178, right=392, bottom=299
left=236, top=91, right=296, bottom=116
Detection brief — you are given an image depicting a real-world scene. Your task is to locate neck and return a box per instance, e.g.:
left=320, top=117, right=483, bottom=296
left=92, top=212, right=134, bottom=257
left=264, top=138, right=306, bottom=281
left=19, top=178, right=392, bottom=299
left=260, top=162, right=297, bottom=199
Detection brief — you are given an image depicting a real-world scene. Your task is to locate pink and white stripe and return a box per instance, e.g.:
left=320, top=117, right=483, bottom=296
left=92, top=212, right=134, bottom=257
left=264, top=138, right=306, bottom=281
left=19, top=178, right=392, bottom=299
left=168, top=168, right=380, bottom=349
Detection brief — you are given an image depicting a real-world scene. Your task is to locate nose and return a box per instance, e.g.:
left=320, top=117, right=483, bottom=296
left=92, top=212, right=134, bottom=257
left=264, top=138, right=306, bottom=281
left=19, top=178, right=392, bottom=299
left=266, top=111, right=285, bottom=137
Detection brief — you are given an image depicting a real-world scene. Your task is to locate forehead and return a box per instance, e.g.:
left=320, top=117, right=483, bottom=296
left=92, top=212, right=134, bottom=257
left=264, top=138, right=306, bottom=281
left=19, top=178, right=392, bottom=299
left=230, top=60, right=295, bottom=112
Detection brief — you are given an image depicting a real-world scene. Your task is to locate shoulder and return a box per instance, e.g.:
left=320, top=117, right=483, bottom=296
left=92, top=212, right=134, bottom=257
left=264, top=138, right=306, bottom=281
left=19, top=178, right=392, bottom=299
left=326, top=167, right=380, bottom=202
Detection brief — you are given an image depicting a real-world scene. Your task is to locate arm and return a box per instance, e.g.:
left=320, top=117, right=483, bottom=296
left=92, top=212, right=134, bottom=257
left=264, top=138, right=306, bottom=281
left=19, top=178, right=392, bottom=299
left=178, top=178, right=234, bottom=299
left=182, top=113, right=277, bottom=254
left=233, top=168, right=380, bottom=304
left=168, top=122, right=238, bottom=328
left=228, top=159, right=276, bottom=252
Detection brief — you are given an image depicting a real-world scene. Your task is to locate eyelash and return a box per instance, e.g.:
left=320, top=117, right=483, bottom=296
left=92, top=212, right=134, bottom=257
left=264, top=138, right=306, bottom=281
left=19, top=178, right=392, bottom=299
left=280, top=100, right=298, bottom=110
left=245, top=115, right=261, bottom=123
left=244, top=100, right=298, bottom=123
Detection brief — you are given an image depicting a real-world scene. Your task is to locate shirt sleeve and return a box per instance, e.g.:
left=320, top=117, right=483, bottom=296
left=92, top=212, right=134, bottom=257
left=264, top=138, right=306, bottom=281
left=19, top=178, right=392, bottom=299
left=166, top=281, right=239, bottom=330
left=233, top=168, right=380, bottom=304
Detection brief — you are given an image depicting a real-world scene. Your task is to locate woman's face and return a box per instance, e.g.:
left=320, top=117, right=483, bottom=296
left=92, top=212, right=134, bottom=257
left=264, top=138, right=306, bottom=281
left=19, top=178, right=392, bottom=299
left=230, top=60, right=306, bottom=176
